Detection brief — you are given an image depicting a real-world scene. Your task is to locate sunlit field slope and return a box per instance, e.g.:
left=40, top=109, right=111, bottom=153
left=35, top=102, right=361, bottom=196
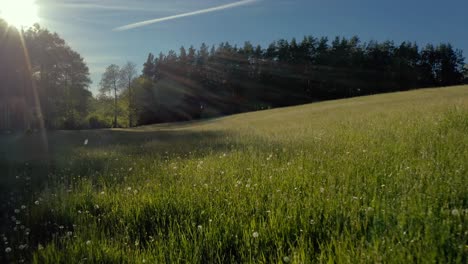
left=1, top=86, right=467, bottom=263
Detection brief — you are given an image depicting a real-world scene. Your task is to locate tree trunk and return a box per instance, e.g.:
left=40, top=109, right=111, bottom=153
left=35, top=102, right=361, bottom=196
left=128, top=80, right=132, bottom=127
left=114, top=83, right=117, bottom=127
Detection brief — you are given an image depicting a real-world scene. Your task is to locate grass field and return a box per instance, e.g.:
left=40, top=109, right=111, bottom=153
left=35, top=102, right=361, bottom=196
left=1, top=86, right=468, bottom=263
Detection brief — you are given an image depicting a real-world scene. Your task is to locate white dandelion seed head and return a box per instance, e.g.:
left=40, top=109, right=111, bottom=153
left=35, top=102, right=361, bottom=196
left=5, top=247, right=12, bottom=253
left=252, top=231, right=259, bottom=238
left=283, top=256, right=291, bottom=263
left=197, top=225, right=203, bottom=231
left=86, top=240, right=92, bottom=245
left=84, top=139, right=88, bottom=145
left=451, top=209, right=460, bottom=216
left=34, top=200, right=40, bottom=205
left=14, top=209, right=20, bottom=214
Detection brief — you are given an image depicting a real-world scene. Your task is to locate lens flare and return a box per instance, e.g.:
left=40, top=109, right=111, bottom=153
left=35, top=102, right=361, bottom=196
left=0, top=0, right=40, bottom=29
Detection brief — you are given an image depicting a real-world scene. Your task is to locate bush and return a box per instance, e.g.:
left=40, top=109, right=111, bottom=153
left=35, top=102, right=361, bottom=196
left=88, top=116, right=111, bottom=129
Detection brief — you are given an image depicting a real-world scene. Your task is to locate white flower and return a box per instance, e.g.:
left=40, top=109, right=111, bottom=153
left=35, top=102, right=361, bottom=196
left=21, top=205, right=26, bottom=210
left=86, top=240, right=92, bottom=245
left=5, top=247, right=12, bottom=253
left=451, top=209, right=460, bottom=216
left=34, top=200, right=40, bottom=205
left=283, top=256, right=291, bottom=263
left=84, top=139, right=88, bottom=145
left=14, top=209, right=20, bottom=214
left=252, top=231, right=259, bottom=238
left=197, top=225, right=203, bottom=231
left=320, top=187, right=325, bottom=193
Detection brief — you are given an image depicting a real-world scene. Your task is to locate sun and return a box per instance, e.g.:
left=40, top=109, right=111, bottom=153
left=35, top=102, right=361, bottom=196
left=0, top=0, right=40, bottom=29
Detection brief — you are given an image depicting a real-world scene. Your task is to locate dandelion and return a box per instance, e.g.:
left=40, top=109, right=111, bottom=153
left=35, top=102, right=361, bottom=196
left=34, top=200, right=40, bottom=205
left=18, top=244, right=27, bottom=250
left=283, top=256, right=291, bottom=263
left=100, top=191, right=105, bottom=195
left=84, top=139, right=88, bottom=145
left=38, top=244, right=44, bottom=250
left=129, top=167, right=133, bottom=172
left=197, top=225, right=203, bottom=231
left=252, top=231, right=259, bottom=238
left=14, top=209, right=20, bottom=214
left=5, top=247, right=12, bottom=253
left=320, top=187, right=325, bottom=193
left=86, top=240, right=92, bottom=245
left=66, top=231, right=73, bottom=237
left=451, top=209, right=460, bottom=217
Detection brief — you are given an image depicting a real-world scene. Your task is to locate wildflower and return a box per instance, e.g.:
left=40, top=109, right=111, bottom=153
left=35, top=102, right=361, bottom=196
left=86, top=240, right=92, bottom=245
left=14, top=209, right=20, bottom=214
left=34, top=200, right=40, bottom=205
left=84, top=139, right=88, bottom=145
left=100, top=191, right=105, bottom=195
left=320, top=187, right=325, bottom=193
left=38, top=244, right=44, bottom=250
left=18, top=244, right=27, bottom=250
left=129, top=167, right=133, bottom=172
left=66, top=231, right=73, bottom=237
left=283, top=256, right=291, bottom=263
left=451, top=209, right=460, bottom=217
left=5, top=247, right=12, bottom=253
left=252, top=231, right=259, bottom=238
left=197, top=225, right=203, bottom=231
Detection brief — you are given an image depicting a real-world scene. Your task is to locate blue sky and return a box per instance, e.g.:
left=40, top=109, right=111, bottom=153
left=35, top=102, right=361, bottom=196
left=35, top=0, right=468, bottom=93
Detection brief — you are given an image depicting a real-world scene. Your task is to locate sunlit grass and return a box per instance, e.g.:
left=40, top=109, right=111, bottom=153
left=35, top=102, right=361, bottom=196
left=1, top=86, right=467, bottom=263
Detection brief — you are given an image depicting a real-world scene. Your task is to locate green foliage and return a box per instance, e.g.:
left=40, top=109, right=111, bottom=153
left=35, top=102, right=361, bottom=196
left=0, top=20, right=92, bottom=130
left=0, top=86, right=467, bottom=263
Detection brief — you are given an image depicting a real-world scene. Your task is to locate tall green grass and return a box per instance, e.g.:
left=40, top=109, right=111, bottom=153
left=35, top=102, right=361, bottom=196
left=1, top=86, right=467, bottom=263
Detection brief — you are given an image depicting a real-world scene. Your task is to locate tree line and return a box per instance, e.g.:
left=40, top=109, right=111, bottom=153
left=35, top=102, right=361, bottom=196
left=118, top=36, right=466, bottom=125
left=1, top=19, right=467, bottom=130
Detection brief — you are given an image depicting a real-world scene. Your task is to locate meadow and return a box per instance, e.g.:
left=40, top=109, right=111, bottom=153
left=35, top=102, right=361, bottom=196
left=1, top=85, right=467, bottom=263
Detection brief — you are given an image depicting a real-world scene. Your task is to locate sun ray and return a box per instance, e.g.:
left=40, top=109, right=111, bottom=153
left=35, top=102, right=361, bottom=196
left=17, top=27, right=49, bottom=160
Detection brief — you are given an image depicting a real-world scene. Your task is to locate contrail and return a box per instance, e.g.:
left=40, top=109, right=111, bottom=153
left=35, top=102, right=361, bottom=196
left=113, top=0, right=259, bottom=31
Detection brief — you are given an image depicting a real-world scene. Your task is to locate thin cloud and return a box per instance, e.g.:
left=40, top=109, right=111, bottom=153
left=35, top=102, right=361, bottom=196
left=113, top=0, right=260, bottom=31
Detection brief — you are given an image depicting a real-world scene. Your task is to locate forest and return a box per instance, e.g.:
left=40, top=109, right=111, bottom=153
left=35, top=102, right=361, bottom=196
left=1, top=20, right=467, bottom=129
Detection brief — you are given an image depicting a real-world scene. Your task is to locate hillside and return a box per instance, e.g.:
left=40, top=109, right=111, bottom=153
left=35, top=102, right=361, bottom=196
left=1, top=85, right=467, bottom=263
